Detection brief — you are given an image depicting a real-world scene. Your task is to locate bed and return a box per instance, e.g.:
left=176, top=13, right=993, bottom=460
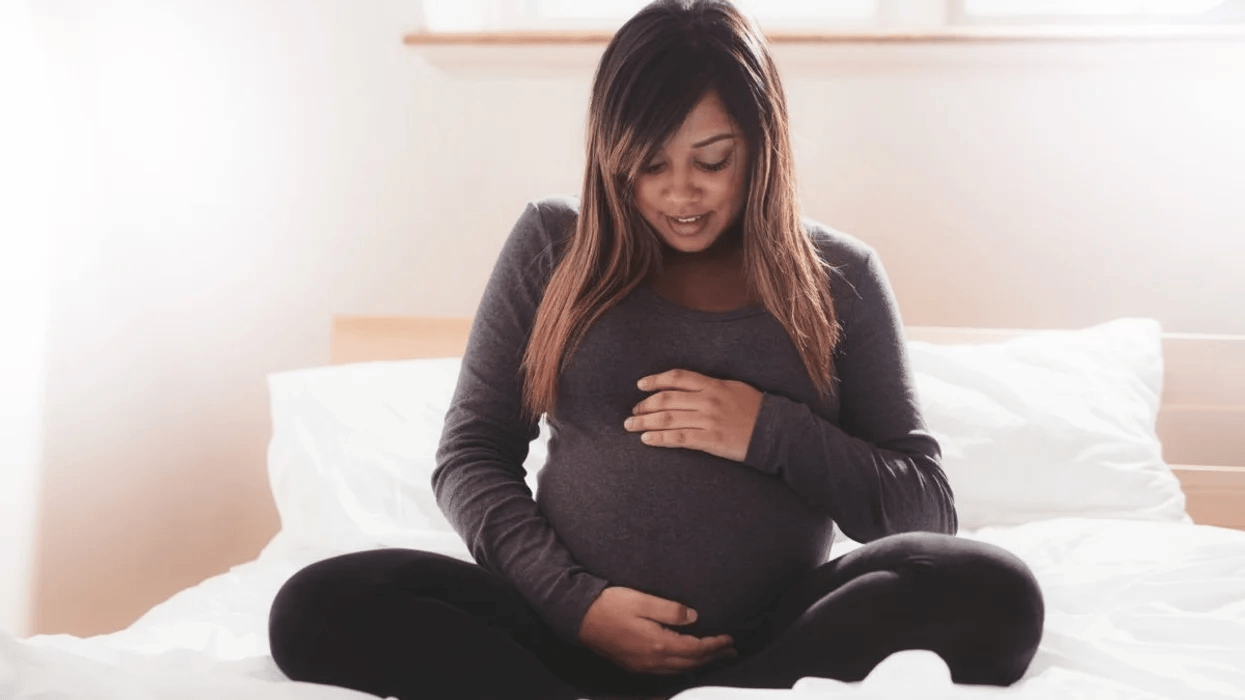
left=4, top=314, right=1244, bottom=700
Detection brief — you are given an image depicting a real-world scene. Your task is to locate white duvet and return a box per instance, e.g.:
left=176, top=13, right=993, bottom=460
left=4, top=517, right=1243, bottom=700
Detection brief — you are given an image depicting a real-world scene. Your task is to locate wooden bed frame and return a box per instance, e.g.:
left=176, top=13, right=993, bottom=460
left=330, top=315, right=1245, bottom=531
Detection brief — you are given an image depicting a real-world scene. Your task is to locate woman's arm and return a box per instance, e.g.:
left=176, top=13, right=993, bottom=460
left=742, top=246, right=958, bottom=542
left=432, top=199, right=610, bottom=646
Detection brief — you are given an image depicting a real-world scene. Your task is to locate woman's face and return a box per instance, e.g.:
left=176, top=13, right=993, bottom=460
left=633, top=90, right=749, bottom=257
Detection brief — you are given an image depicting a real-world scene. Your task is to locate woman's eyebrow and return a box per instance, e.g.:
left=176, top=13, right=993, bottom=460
left=692, top=133, right=735, bottom=148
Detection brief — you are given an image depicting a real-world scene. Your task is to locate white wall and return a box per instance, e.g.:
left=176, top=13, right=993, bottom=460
left=0, top=0, right=68, bottom=639
left=14, top=0, right=1245, bottom=636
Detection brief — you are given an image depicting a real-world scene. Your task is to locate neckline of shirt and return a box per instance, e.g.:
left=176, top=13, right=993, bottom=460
left=632, top=279, right=768, bottom=322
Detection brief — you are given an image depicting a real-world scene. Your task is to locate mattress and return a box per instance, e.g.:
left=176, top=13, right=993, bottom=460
left=4, top=517, right=1244, bottom=700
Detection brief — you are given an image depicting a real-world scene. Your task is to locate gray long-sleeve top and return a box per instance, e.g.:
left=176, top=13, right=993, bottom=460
left=432, top=195, right=957, bottom=648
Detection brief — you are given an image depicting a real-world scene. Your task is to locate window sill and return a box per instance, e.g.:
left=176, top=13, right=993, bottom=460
left=404, top=25, right=1245, bottom=46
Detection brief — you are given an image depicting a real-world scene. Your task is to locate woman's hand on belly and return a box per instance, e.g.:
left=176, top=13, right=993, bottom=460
left=625, top=369, right=763, bottom=462
left=578, top=586, right=738, bottom=675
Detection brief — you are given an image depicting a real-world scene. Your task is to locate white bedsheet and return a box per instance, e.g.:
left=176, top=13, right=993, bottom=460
left=4, top=518, right=1243, bottom=700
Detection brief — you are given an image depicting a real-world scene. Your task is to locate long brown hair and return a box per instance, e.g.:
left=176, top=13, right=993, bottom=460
left=520, top=0, right=841, bottom=423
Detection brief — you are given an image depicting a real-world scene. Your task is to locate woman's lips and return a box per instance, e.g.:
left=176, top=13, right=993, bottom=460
left=667, top=212, right=710, bottom=236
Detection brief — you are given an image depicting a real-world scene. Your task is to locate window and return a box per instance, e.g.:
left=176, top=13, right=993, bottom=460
left=419, top=1, right=878, bottom=32
left=955, top=0, right=1244, bottom=24
left=538, top=0, right=878, bottom=26
left=415, top=0, right=1244, bottom=33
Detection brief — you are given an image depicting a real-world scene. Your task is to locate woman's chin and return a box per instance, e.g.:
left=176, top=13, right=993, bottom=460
left=659, top=230, right=726, bottom=256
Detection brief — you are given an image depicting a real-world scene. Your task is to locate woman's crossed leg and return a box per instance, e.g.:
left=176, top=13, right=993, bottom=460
left=267, top=532, right=1043, bottom=700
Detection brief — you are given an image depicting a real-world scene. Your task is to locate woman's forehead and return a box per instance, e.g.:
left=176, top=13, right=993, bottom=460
left=663, top=91, right=737, bottom=148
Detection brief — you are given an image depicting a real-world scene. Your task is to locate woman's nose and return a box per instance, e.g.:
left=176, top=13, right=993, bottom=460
left=665, top=168, right=700, bottom=204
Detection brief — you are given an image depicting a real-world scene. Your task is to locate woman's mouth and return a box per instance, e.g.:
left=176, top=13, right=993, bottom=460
left=667, top=212, right=710, bottom=236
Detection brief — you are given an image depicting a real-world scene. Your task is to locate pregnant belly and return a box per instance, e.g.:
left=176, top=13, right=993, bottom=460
left=536, top=437, right=833, bottom=638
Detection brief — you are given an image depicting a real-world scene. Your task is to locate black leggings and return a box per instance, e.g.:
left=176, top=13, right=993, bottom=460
left=268, top=532, right=1044, bottom=700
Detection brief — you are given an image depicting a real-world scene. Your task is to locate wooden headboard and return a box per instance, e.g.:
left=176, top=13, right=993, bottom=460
left=330, top=315, right=1245, bottom=531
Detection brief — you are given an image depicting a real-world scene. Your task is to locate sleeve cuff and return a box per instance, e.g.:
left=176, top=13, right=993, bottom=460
left=743, top=392, right=786, bottom=476
left=542, top=574, right=612, bottom=646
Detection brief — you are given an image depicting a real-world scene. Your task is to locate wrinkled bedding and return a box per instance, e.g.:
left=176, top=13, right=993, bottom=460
left=4, top=518, right=1243, bottom=700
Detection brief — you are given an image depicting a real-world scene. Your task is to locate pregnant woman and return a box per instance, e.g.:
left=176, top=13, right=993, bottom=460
left=267, top=2, right=1044, bottom=699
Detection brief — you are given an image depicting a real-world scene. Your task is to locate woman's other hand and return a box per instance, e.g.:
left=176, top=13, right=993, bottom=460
left=625, top=369, right=763, bottom=462
left=578, top=586, right=737, bottom=675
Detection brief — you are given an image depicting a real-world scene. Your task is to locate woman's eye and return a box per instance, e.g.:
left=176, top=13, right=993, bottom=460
left=640, top=157, right=729, bottom=175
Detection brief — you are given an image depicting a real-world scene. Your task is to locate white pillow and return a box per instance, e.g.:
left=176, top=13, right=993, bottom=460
left=265, top=357, right=550, bottom=551
left=908, top=317, right=1190, bottom=529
